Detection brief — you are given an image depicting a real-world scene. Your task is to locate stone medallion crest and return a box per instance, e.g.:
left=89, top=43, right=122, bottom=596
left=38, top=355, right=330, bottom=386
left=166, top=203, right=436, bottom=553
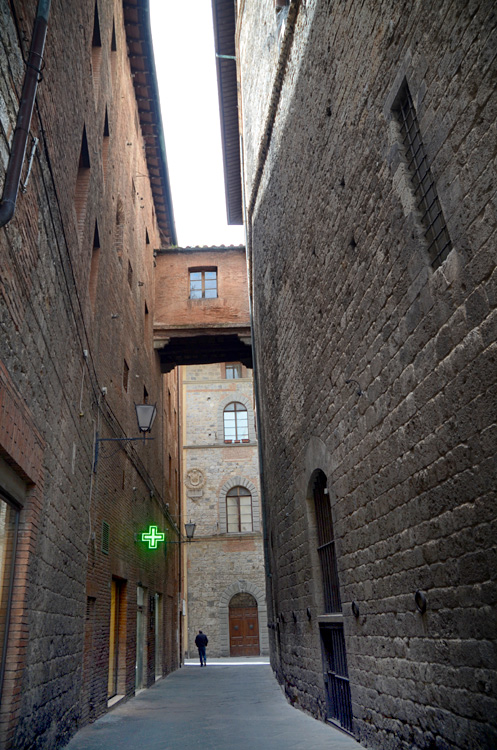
left=185, top=468, right=206, bottom=491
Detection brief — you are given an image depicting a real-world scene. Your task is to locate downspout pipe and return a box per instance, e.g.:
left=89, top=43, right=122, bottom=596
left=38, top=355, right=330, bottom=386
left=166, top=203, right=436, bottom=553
left=0, top=0, right=51, bottom=228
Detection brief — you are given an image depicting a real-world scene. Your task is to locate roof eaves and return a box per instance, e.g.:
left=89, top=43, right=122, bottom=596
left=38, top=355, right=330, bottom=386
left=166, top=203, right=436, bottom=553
left=211, top=0, right=243, bottom=225
left=123, top=0, right=177, bottom=245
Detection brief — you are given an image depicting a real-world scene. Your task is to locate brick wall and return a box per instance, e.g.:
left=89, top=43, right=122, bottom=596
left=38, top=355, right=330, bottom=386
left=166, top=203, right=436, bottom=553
left=0, top=1, right=180, bottom=747
left=238, top=1, right=497, bottom=748
left=154, top=247, right=250, bottom=329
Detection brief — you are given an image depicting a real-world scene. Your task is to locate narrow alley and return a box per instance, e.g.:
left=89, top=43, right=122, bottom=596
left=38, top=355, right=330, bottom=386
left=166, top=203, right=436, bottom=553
left=65, top=660, right=360, bottom=750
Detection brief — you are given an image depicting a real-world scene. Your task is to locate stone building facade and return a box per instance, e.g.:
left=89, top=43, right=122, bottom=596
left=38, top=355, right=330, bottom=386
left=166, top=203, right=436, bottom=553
left=181, top=360, right=267, bottom=658
left=213, top=1, right=497, bottom=749
left=0, top=1, right=181, bottom=748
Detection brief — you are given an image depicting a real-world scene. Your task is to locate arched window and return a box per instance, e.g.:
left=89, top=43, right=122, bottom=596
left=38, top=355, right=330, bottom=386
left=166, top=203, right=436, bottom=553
left=314, top=471, right=341, bottom=613
left=226, top=486, right=253, bottom=532
left=223, top=402, right=248, bottom=442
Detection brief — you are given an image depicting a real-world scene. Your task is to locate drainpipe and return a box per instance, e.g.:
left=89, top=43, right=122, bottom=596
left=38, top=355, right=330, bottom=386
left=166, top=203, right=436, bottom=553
left=0, top=0, right=51, bottom=228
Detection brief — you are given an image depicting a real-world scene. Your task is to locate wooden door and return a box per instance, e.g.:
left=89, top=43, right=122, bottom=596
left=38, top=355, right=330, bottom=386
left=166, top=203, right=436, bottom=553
left=108, top=580, right=119, bottom=698
left=229, top=606, right=260, bottom=656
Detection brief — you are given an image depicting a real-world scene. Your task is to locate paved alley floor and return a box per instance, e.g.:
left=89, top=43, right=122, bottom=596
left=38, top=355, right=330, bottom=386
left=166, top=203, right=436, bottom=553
left=65, top=660, right=360, bottom=750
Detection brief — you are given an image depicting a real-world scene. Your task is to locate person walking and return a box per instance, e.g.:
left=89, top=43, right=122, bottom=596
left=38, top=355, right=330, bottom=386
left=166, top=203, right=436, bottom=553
left=195, top=630, right=208, bottom=667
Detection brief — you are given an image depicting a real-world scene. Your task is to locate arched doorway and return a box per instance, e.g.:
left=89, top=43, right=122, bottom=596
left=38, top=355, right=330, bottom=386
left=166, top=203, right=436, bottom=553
left=229, top=593, right=260, bottom=656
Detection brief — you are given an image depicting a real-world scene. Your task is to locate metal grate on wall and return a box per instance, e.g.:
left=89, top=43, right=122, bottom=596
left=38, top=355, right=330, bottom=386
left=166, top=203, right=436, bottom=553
left=320, top=623, right=354, bottom=733
left=102, top=521, right=110, bottom=554
left=396, top=82, right=451, bottom=269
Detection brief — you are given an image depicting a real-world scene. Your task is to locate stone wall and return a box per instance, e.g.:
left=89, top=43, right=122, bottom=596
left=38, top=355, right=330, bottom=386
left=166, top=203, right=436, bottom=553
left=182, top=363, right=268, bottom=657
left=238, top=1, right=497, bottom=748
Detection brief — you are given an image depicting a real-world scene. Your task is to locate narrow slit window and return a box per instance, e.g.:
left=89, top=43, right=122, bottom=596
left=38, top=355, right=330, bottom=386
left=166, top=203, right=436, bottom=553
left=89, top=221, right=100, bottom=311
left=110, top=18, right=117, bottom=79
left=91, top=2, right=102, bottom=93
left=395, top=83, right=451, bottom=269
left=102, top=108, right=110, bottom=182
left=123, top=359, right=129, bottom=392
left=74, top=126, right=91, bottom=240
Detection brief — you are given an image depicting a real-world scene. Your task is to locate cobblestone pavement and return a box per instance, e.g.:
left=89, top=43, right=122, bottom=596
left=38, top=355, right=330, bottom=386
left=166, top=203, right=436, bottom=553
left=65, top=660, right=361, bottom=749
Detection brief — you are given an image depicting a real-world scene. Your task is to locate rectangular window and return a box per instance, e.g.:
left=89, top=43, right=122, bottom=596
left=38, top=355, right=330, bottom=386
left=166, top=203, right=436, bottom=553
left=225, top=363, right=242, bottom=379
left=226, top=487, right=253, bottom=533
left=189, top=268, right=217, bottom=299
left=395, top=82, right=451, bottom=269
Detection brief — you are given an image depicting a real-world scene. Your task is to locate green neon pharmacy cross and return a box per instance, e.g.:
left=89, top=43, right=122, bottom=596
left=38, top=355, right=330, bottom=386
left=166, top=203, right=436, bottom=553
left=141, top=525, right=165, bottom=549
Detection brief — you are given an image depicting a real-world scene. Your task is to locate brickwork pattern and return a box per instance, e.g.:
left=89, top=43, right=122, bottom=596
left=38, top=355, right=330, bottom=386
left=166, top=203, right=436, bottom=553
left=239, top=1, right=497, bottom=748
left=154, top=248, right=250, bottom=330
left=0, top=1, right=180, bottom=747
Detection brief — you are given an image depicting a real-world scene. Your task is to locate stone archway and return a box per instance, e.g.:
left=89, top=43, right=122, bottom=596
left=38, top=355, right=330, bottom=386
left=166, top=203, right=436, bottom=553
left=218, top=580, right=268, bottom=656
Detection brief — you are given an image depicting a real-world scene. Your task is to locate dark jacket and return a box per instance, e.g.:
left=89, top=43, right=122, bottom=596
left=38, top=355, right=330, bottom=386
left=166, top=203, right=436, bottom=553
left=195, top=632, right=208, bottom=648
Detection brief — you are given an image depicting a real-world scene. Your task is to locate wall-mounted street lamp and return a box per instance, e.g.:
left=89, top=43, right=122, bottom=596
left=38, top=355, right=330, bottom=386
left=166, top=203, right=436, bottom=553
left=93, top=403, right=157, bottom=472
left=184, top=520, right=196, bottom=541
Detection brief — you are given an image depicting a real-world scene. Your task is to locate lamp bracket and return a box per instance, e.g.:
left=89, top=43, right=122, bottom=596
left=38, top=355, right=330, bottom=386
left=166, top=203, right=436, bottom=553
left=93, top=433, right=154, bottom=472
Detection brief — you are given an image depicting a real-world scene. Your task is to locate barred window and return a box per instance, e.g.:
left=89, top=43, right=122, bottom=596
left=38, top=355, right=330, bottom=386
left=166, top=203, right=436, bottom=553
left=395, top=82, right=451, bottom=269
left=314, top=471, right=341, bottom=613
